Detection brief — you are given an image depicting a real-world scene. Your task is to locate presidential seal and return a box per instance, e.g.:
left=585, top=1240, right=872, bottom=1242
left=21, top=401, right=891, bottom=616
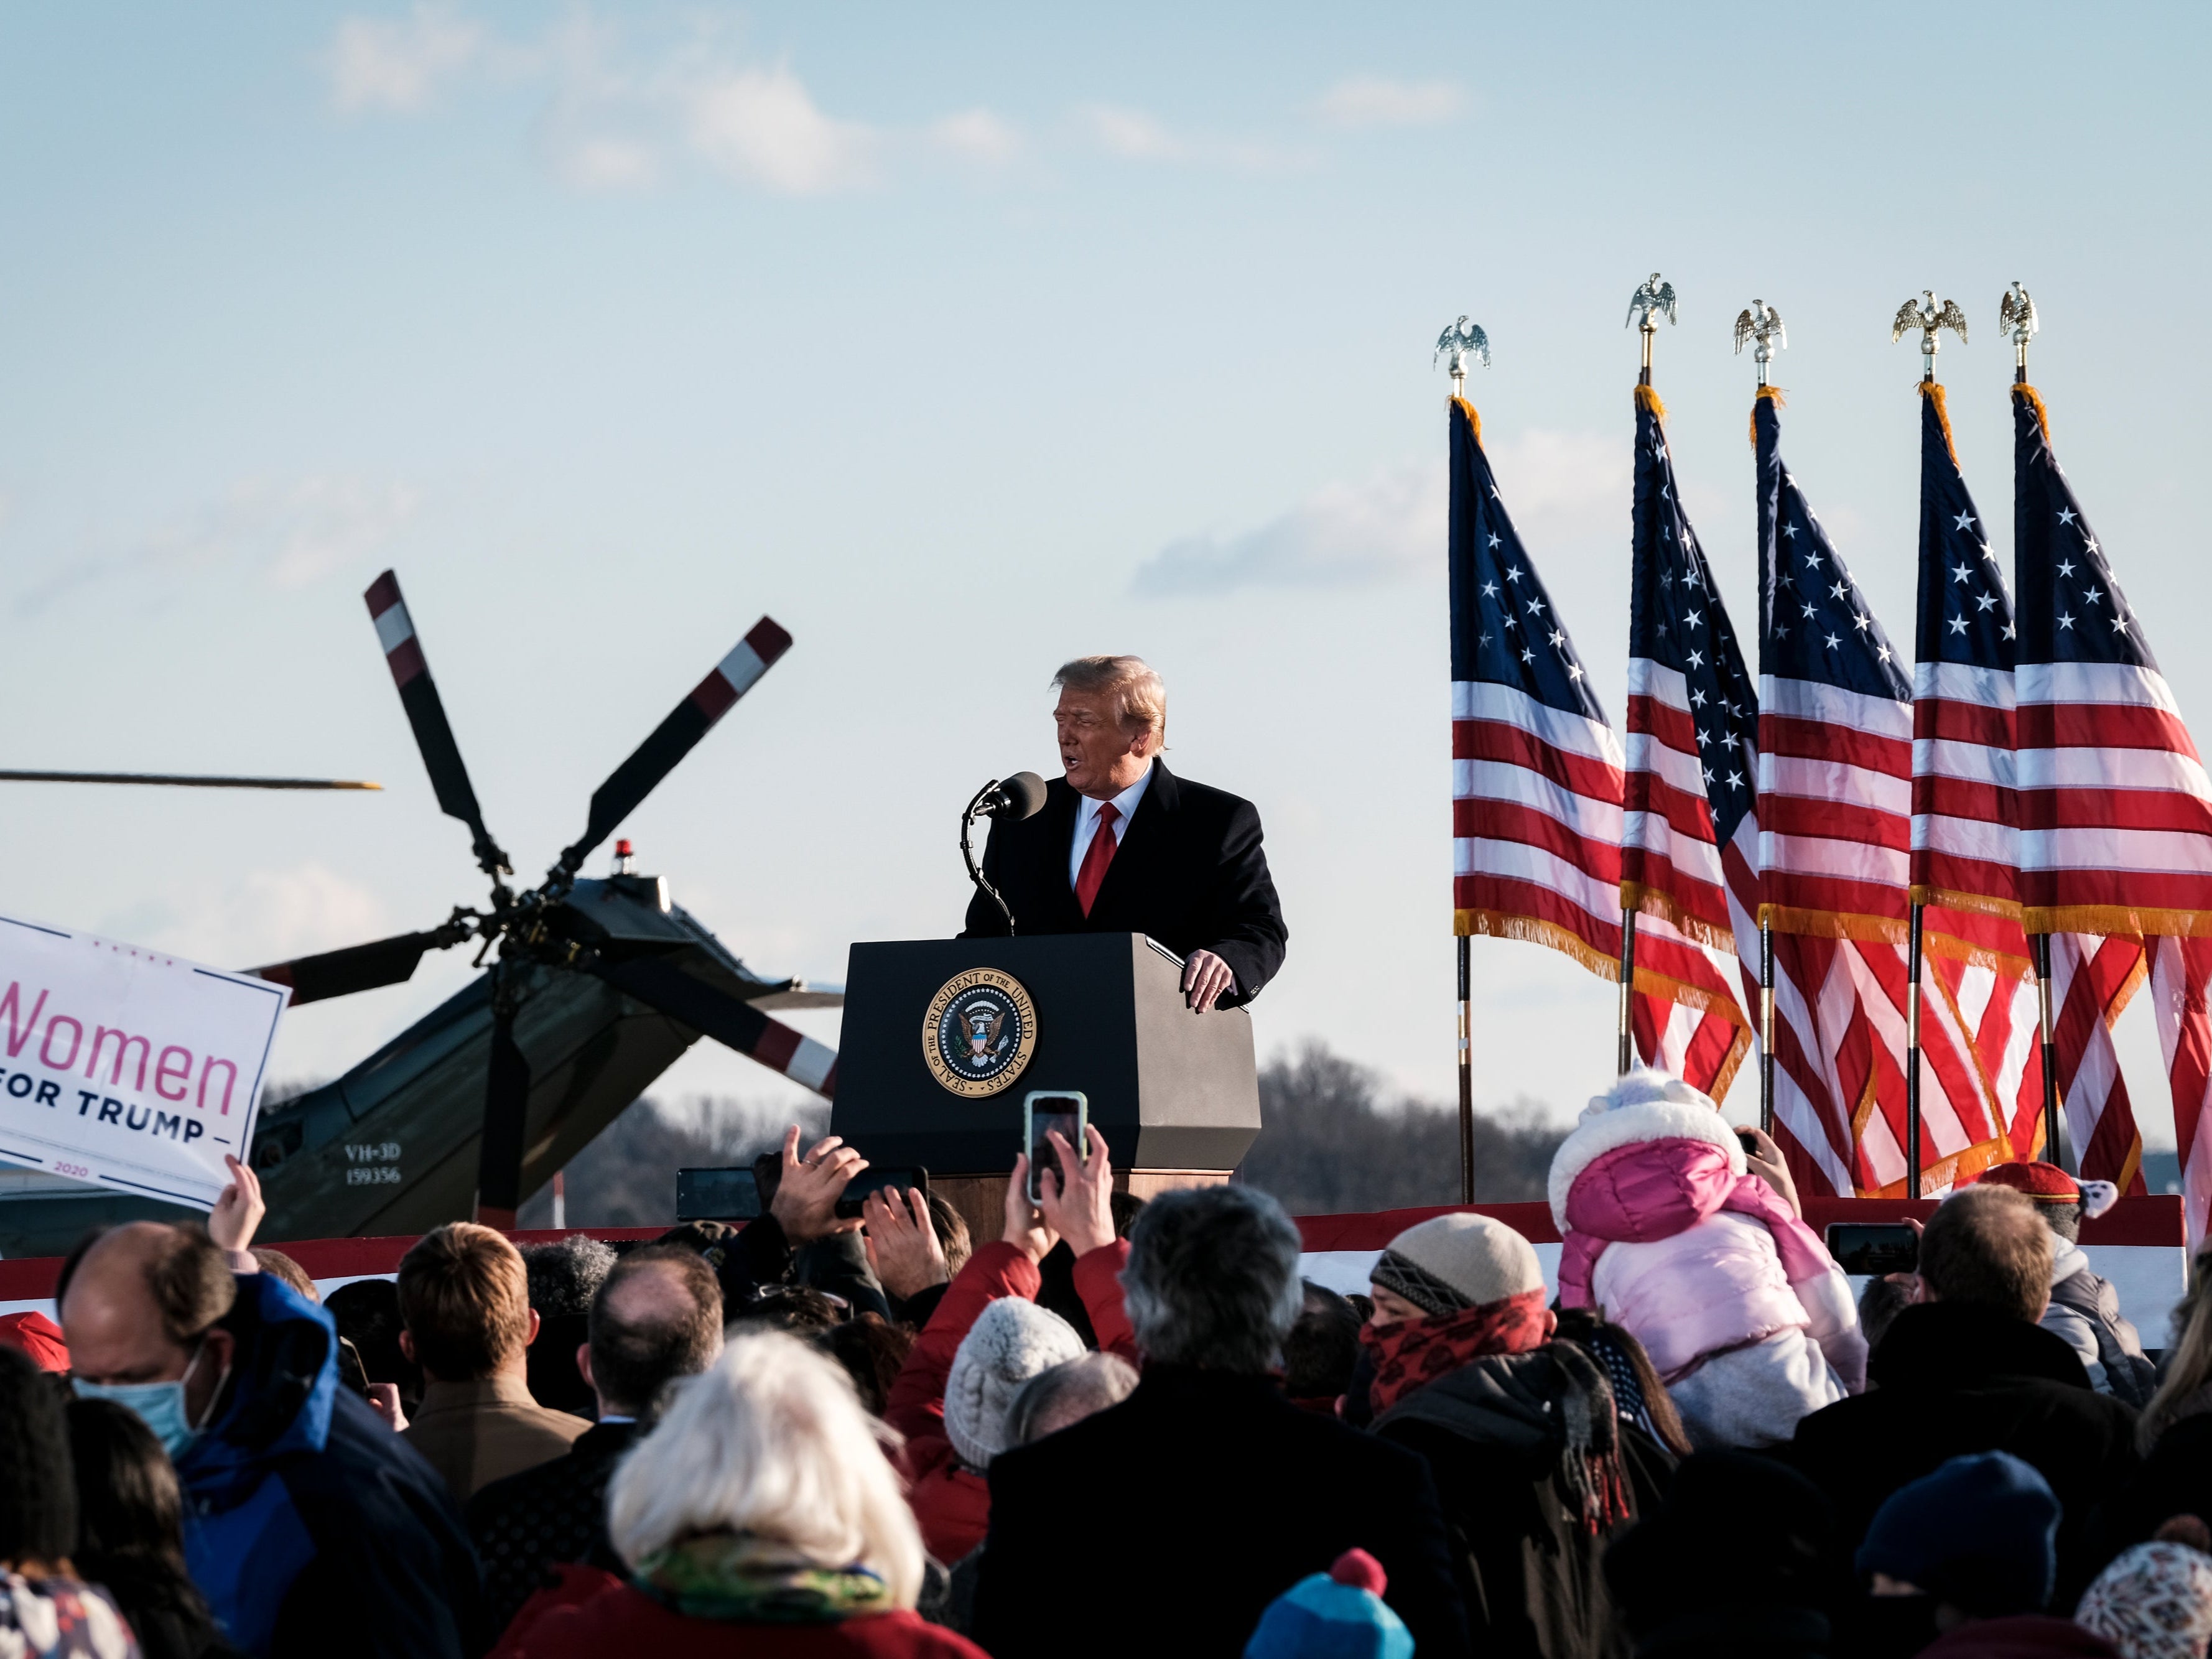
left=922, top=968, right=1038, bottom=1097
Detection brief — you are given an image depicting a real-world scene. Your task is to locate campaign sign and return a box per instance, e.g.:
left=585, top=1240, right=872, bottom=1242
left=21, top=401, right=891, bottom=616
left=0, top=913, right=288, bottom=1211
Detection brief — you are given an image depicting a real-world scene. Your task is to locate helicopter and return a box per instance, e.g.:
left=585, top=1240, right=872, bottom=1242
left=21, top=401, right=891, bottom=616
left=0, top=570, right=839, bottom=1256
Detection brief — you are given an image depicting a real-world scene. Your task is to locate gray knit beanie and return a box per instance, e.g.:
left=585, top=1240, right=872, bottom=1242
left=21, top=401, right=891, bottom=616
left=1369, top=1213, right=1546, bottom=1317
left=942, top=1298, right=1087, bottom=1469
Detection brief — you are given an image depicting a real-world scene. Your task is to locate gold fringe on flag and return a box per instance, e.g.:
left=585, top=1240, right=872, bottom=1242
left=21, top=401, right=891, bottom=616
left=1918, top=380, right=1961, bottom=467
left=1454, top=908, right=1617, bottom=983
left=1748, top=383, right=1786, bottom=446
left=1757, top=904, right=1909, bottom=946
left=1633, top=383, right=1666, bottom=423
left=1917, top=925, right=2035, bottom=983
left=2022, top=904, right=2212, bottom=941
left=1619, top=881, right=1739, bottom=955
left=2014, top=382, right=2053, bottom=445
left=1910, top=883, right=2024, bottom=924
left=1625, top=961, right=1754, bottom=1104
left=1451, top=395, right=1483, bottom=444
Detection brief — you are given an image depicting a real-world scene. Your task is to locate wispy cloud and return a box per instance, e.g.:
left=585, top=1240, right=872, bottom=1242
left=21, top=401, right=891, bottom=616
left=1314, top=75, right=1467, bottom=129
left=323, top=8, right=1015, bottom=197
left=687, top=67, right=876, bottom=193
left=327, top=4, right=486, bottom=114
left=18, top=475, right=422, bottom=615
left=1073, top=101, right=1298, bottom=171
left=1135, top=430, right=1624, bottom=596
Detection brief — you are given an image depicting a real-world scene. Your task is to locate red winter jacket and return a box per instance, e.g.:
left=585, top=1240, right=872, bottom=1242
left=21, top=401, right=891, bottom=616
left=491, top=1565, right=987, bottom=1659
left=886, top=1238, right=1137, bottom=1564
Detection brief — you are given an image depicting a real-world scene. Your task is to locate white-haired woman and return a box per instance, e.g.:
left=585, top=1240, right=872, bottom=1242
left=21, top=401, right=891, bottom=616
left=490, top=1331, right=987, bottom=1658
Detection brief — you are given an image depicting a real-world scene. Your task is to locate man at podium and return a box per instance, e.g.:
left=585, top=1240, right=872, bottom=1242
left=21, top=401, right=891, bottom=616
left=961, top=655, right=1287, bottom=1011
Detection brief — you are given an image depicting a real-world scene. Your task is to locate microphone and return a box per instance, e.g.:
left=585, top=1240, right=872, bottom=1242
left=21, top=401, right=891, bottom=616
left=961, top=772, right=1045, bottom=937
left=980, top=771, right=1048, bottom=821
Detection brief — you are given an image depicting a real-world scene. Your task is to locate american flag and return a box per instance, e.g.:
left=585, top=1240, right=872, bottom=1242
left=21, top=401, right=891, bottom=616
left=1618, top=384, right=1757, bottom=1100
left=2014, top=383, right=2206, bottom=1210
left=1897, top=381, right=2051, bottom=1186
left=1754, top=388, right=2012, bottom=1196
left=1446, top=394, right=1743, bottom=1095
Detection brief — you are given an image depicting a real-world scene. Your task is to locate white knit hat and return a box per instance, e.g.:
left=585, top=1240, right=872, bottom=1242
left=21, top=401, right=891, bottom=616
left=942, top=1298, right=1087, bottom=1469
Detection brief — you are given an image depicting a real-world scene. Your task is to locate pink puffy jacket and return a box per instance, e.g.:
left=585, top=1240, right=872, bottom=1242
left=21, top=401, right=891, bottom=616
left=1551, top=1076, right=1866, bottom=1392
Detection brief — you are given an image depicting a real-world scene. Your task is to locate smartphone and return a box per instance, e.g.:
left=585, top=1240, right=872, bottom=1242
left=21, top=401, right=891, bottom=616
left=1024, top=1090, right=1089, bottom=1206
left=676, top=1166, right=763, bottom=1222
left=1825, top=1222, right=1919, bottom=1277
left=835, top=1166, right=930, bottom=1220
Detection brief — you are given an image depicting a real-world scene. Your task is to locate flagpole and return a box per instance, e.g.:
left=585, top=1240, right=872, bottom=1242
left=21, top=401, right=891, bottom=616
left=1760, top=920, right=1775, bottom=1135
left=1457, top=934, right=1475, bottom=1204
left=1907, top=903, right=1925, bottom=1195
left=1616, top=281, right=1669, bottom=1079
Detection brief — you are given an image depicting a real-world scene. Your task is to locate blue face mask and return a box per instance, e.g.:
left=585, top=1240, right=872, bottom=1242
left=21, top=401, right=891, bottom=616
left=75, top=1340, right=222, bottom=1459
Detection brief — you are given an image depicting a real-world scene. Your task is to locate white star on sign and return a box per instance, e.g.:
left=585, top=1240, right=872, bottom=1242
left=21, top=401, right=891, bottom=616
left=2059, top=612, right=2076, bottom=631
left=1953, top=511, right=1976, bottom=532
left=1948, top=616, right=1969, bottom=635
left=2058, top=508, right=2077, bottom=526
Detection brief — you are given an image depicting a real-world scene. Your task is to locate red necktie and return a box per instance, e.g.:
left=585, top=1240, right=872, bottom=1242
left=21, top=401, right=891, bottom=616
left=1074, top=803, right=1120, bottom=917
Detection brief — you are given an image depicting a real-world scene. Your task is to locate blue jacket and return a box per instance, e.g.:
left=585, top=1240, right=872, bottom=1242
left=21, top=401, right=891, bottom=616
left=177, top=1272, right=485, bottom=1658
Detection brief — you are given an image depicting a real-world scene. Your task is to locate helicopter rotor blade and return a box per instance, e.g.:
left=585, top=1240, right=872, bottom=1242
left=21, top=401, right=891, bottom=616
left=584, top=951, right=835, bottom=1098
left=365, top=571, right=511, bottom=878
left=474, top=964, right=531, bottom=1230
left=555, top=618, right=792, bottom=881
left=246, top=929, right=454, bottom=1006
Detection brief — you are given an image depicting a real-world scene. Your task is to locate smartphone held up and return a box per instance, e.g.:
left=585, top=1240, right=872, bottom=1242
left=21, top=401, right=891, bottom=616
left=1024, top=1090, right=1089, bottom=1205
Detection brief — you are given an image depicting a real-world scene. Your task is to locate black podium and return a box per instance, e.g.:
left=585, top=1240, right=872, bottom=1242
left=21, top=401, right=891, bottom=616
left=830, top=934, right=1261, bottom=1192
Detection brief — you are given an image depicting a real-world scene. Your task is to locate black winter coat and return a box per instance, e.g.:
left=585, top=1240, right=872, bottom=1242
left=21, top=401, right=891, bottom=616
left=1787, top=1302, right=2139, bottom=1604
left=971, top=1366, right=1466, bottom=1658
left=467, top=1420, right=637, bottom=1642
left=1374, top=1345, right=1676, bottom=1659
left=2090, top=1407, right=2212, bottom=1563
left=960, top=763, right=1288, bottom=1006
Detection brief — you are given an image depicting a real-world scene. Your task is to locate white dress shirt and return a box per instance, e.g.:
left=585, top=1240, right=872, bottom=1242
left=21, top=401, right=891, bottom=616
left=1069, top=764, right=1154, bottom=889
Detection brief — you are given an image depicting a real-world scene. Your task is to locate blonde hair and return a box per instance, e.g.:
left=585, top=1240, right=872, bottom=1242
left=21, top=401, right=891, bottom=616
left=2140, top=1253, right=2212, bottom=1451
left=396, top=1222, right=530, bottom=1378
left=1053, top=656, right=1166, bottom=747
left=606, top=1331, right=924, bottom=1608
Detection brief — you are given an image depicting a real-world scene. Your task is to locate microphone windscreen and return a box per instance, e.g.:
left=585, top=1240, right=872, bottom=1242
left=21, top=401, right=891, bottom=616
left=1001, top=771, right=1048, bottom=820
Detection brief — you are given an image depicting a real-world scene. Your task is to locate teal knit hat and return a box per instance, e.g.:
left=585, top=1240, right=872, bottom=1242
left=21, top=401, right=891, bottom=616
left=1244, top=1550, right=1412, bottom=1659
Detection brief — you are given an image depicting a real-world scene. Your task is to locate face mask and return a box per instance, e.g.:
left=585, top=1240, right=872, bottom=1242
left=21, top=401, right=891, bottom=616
left=75, top=1340, right=224, bottom=1459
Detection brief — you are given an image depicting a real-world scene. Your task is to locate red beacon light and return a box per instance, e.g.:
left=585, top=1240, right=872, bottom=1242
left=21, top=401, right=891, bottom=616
left=613, top=839, right=636, bottom=875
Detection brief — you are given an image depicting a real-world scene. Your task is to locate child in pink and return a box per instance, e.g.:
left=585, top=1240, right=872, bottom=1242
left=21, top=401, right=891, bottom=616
left=1550, top=1068, right=1866, bottom=1448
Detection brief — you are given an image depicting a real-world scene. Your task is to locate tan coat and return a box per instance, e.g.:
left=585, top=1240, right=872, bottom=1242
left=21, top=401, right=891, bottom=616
left=402, top=1374, right=591, bottom=1500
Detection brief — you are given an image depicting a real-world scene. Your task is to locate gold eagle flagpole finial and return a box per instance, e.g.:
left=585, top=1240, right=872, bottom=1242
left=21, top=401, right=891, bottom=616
left=1433, top=315, right=1491, bottom=399
left=1892, top=289, right=1969, bottom=382
left=1626, top=272, right=1679, bottom=386
left=1999, top=281, right=2039, bottom=383
left=1733, top=299, right=1787, bottom=388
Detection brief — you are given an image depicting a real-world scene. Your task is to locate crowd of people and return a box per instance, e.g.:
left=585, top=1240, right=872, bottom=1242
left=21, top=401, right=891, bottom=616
left=4, top=1067, right=2212, bottom=1657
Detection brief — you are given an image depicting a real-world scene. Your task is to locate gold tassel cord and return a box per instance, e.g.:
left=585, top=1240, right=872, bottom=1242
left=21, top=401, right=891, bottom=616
left=1451, top=395, right=1484, bottom=445
left=1917, top=380, right=1961, bottom=468
left=1748, top=383, right=1787, bottom=447
left=1633, top=383, right=1666, bottom=423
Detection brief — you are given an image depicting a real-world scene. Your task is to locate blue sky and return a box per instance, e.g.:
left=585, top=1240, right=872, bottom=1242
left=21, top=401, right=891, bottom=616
left=2, top=3, right=2206, bottom=1142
